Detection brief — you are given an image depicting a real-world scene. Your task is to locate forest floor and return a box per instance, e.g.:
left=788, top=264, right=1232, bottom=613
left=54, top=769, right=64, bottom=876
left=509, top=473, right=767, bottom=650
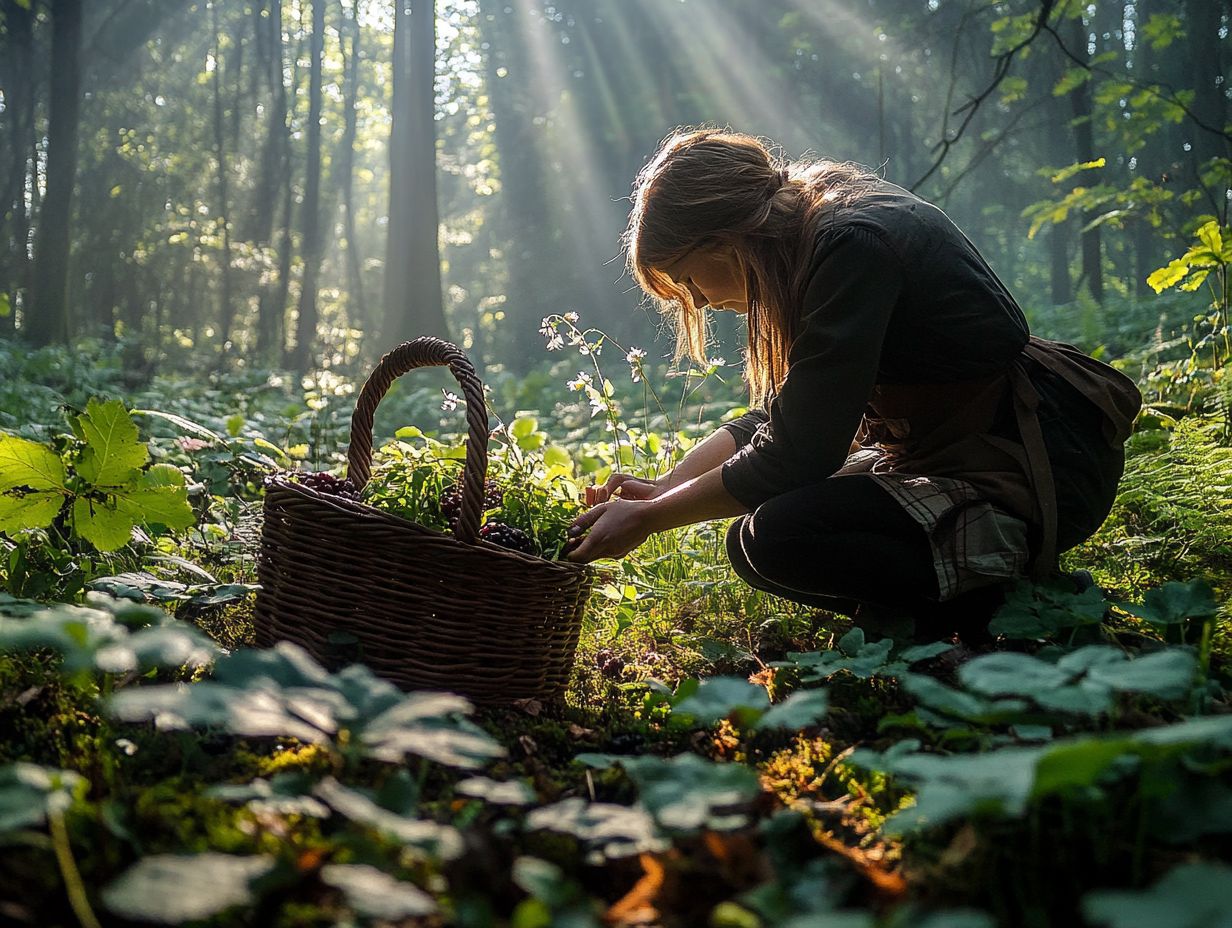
left=1, top=336, right=1231, bottom=928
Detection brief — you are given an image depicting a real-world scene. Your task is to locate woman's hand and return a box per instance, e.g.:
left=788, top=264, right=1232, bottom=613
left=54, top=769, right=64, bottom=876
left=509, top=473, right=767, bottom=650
left=564, top=498, right=658, bottom=563
left=584, top=473, right=664, bottom=507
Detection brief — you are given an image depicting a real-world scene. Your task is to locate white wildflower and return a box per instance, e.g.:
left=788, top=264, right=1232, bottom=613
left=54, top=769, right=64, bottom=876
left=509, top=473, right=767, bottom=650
left=440, top=390, right=460, bottom=411
left=563, top=311, right=580, bottom=323
left=567, top=371, right=592, bottom=391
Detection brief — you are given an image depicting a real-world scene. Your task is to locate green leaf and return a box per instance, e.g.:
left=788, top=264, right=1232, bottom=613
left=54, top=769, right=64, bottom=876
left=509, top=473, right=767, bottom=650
left=1031, top=739, right=1136, bottom=799
left=72, top=496, right=137, bottom=551
left=1052, top=68, right=1092, bottom=97
left=0, top=490, right=64, bottom=534
left=958, top=653, right=1069, bottom=697
left=0, top=763, right=85, bottom=833
left=755, top=689, right=829, bottom=731
left=1086, top=648, right=1195, bottom=700
left=76, top=398, right=148, bottom=486
left=0, top=432, right=67, bottom=492
left=672, top=676, right=769, bottom=726
left=0, top=293, right=9, bottom=317
left=511, top=416, right=538, bottom=439
left=1125, top=580, right=1218, bottom=626
left=102, top=854, right=275, bottom=923
left=114, top=463, right=194, bottom=531
left=622, top=753, right=761, bottom=833
left=526, top=798, right=666, bottom=861
left=1049, top=157, right=1106, bottom=183
left=320, top=864, right=437, bottom=919
left=315, top=778, right=463, bottom=858
left=1083, top=861, right=1232, bottom=928
left=1196, top=220, right=1223, bottom=256
left=456, top=776, right=536, bottom=806
left=1147, top=258, right=1190, bottom=293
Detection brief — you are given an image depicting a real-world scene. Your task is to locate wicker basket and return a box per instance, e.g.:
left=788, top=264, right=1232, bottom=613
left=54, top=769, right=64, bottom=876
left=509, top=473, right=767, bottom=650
left=254, top=337, right=595, bottom=705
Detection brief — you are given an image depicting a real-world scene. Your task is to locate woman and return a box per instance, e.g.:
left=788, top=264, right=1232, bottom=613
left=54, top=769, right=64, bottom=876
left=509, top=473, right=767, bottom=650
left=564, top=128, right=1140, bottom=633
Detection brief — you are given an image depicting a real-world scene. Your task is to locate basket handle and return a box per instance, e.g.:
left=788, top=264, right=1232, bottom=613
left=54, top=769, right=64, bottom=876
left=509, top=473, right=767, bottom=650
left=347, top=337, right=489, bottom=544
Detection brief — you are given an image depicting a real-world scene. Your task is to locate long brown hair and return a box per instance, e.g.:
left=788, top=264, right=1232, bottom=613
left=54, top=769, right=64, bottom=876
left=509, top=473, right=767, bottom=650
left=625, top=128, right=878, bottom=405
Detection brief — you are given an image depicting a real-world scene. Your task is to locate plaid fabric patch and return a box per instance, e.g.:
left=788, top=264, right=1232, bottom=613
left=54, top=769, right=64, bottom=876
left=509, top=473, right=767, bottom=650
left=838, top=448, right=1030, bottom=601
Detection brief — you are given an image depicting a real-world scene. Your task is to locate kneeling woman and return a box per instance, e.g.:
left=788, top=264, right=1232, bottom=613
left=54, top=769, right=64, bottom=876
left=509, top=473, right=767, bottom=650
left=565, top=129, right=1140, bottom=632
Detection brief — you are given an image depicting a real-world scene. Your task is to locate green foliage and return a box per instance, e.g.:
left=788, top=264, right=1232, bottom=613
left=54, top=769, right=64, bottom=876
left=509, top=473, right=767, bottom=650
left=0, top=399, right=194, bottom=584
left=1083, top=861, right=1232, bottom=928
left=360, top=419, right=585, bottom=559
left=102, top=854, right=276, bottom=925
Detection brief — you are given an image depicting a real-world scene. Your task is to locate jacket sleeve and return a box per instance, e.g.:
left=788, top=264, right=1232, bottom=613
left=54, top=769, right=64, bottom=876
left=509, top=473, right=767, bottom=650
left=720, top=225, right=903, bottom=508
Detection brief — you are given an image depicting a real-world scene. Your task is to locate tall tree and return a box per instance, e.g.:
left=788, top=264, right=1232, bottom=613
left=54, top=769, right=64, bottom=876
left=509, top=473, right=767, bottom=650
left=338, top=0, right=368, bottom=334
left=0, top=0, right=35, bottom=336
left=211, top=0, right=237, bottom=352
left=382, top=0, right=447, bottom=344
left=290, top=0, right=326, bottom=371
left=27, top=0, right=83, bottom=346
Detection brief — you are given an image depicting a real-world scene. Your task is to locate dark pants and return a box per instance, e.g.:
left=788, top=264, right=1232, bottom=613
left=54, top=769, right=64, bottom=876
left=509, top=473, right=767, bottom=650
left=725, top=475, right=1007, bottom=634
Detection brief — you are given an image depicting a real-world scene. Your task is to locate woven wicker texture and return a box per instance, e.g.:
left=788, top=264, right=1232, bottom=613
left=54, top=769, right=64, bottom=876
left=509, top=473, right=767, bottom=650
left=255, top=337, right=595, bottom=704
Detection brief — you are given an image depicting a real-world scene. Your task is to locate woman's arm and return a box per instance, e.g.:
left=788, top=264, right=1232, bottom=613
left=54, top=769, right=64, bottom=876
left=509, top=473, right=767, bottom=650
left=585, top=426, right=738, bottom=505
left=566, top=466, right=748, bottom=563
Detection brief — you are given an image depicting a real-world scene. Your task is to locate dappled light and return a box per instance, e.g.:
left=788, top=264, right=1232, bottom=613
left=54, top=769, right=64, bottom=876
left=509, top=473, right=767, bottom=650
left=1, top=1, right=1230, bottom=926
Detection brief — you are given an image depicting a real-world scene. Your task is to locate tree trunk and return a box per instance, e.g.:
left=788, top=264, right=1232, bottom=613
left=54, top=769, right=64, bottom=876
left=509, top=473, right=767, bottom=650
left=382, top=0, right=447, bottom=344
left=1184, top=0, right=1229, bottom=208
left=339, top=0, right=368, bottom=336
left=28, top=0, right=83, bottom=346
left=477, top=0, right=560, bottom=366
left=0, top=0, right=34, bottom=336
left=255, top=0, right=291, bottom=360
left=290, top=0, right=326, bottom=372
left=211, top=0, right=236, bottom=353
left=1065, top=15, right=1102, bottom=304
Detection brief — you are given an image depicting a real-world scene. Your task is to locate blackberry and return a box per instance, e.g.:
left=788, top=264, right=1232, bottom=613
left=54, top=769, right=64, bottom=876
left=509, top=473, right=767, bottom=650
left=439, top=479, right=503, bottom=520
left=478, top=521, right=535, bottom=554
left=296, top=471, right=359, bottom=500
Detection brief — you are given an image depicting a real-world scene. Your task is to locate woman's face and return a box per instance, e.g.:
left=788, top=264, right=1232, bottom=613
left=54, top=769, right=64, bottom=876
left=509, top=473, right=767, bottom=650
left=660, top=245, right=748, bottom=313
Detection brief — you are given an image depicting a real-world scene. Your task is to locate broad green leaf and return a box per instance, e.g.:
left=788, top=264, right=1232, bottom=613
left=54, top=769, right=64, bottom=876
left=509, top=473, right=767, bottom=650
left=1146, top=258, right=1189, bottom=293
left=526, top=798, right=666, bottom=861
left=72, top=496, right=136, bottom=551
left=114, top=463, right=194, bottom=530
left=456, top=776, right=536, bottom=806
left=1086, top=648, right=1195, bottom=700
left=1196, top=220, right=1223, bottom=256
left=958, top=653, right=1069, bottom=696
left=622, top=753, right=761, bottom=832
left=76, top=398, right=147, bottom=486
left=0, top=763, right=85, bottom=833
left=0, top=432, right=66, bottom=491
left=320, top=864, right=437, bottom=919
left=0, top=490, right=64, bottom=534
left=207, top=775, right=329, bottom=818
left=1031, top=739, right=1136, bottom=799
left=511, top=415, right=538, bottom=438
left=755, top=688, right=829, bottom=731
left=102, top=854, right=275, bottom=923
left=1125, top=580, right=1218, bottom=626
left=898, top=641, right=955, bottom=664
left=1083, top=861, right=1232, bottom=928
left=315, top=778, right=462, bottom=858
left=672, top=676, right=769, bottom=725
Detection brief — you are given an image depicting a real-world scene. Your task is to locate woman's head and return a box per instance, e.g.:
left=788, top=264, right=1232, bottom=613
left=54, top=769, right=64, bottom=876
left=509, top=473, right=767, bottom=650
left=625, top=127, right=876, bottom=403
